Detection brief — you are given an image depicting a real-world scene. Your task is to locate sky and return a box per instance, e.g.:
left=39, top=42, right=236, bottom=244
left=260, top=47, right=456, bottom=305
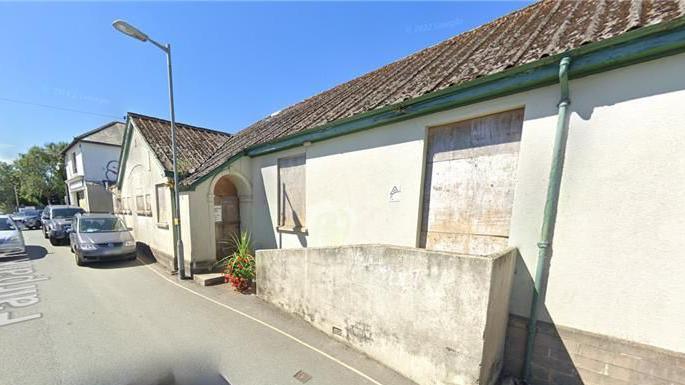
left=0, top=1, right=531, bottom=162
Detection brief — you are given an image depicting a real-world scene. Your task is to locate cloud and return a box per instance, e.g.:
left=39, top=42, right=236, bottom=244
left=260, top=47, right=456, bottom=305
left=0, top=144, right=17, bottom=163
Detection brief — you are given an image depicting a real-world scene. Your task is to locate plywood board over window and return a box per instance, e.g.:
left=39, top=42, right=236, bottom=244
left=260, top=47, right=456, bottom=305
left=155, top=184, right=169, bottom=226
left=420, top=108, right=524, bottom=255
left=278, top=154, right=306, bottom=231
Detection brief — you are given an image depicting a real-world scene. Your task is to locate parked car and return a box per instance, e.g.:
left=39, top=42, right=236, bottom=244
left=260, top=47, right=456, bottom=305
left=0, top=215, right=26, bottom=255
left=69, top=213, right=136, bottom=266
left=42, top=205, right=85, bottom=245
left=11, top=208, right=43, bottom=230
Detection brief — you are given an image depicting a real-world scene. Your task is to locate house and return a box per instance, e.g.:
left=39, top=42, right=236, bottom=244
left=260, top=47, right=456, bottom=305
left=62, top=121, right=125, bottom=212
left=113, top=112, right=232, bottom=269
left=116, top=1, right=685, bottom=385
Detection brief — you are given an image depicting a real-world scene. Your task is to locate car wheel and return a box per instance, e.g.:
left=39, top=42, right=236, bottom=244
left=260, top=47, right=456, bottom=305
left=43, top=228, right=48, bottom=239
left=74, top=252, right=85, bottom=266
left=49, top=237, right=59, bottom=246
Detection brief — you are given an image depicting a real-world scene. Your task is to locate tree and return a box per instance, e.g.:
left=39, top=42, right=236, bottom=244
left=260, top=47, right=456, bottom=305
left=0, top=161, right=19, bottom=213
left=13, top=142, right=67, bottom=206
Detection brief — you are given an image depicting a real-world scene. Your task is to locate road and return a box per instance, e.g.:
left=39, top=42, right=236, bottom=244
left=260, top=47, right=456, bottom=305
left=0, top=230, right=414, bottom=385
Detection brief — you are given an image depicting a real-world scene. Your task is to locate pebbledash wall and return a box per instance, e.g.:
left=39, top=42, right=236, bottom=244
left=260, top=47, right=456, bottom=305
left=117, top=127, right=176, bottom=269
left=185, top=53, right=685, bottom=384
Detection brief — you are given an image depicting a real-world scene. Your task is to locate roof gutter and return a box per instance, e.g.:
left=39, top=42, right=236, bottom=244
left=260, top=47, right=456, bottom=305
left=187, top=17, right=685, bottom=189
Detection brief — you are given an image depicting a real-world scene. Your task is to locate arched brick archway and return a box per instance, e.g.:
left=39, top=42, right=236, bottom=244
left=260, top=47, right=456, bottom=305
left=213, top=176, right=240, bottom=259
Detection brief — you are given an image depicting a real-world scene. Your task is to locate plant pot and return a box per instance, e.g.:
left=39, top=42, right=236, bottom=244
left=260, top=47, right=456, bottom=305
left=225, top=274, right=252, bottom=292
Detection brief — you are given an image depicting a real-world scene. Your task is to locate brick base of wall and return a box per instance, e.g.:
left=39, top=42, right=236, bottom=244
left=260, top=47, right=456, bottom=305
left=502, top=314, right=685, bottom=385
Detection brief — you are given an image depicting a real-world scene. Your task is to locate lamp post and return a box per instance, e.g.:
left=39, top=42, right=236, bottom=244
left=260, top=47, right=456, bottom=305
left=113, top=20, right=187, bottom=279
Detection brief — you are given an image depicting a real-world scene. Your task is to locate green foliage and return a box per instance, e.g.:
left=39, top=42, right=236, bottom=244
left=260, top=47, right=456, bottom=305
left=12, top=142, right=67, bottom=206
left=225, top=231, right=255, bottom=278
left=0, top=142, right=67, bottom=212
left=0, top=161, right=19, bottom=213
left=221, top=231, right=255, bottom=291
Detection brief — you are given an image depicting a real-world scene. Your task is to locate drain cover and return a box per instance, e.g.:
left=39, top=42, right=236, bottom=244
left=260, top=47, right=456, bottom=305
left=293, top=370, right=312, bottom=383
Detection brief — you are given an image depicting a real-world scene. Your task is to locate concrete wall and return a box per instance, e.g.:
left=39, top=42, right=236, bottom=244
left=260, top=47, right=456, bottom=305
left=80, top=142, right=120, bottom=184
left=85, top=182, right=113, bottom=213
left=241, top=53, right=685, bottom=358
left=117, top=126, right=174, bottom=269
left=248, top=122, right=426, bottom=250
left=257, top=245, right=517, bottom=385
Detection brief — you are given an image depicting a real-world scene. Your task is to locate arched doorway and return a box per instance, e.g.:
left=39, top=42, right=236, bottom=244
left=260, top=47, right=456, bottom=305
left=213, top=176, right=240, bottom=259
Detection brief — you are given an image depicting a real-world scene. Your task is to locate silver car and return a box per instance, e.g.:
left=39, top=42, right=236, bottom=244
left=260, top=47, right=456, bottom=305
left=0, top=215, right=26, bottom=255
left=69, top=213, right=137, bottom=266
left=43, top=205, right=85, bottom=245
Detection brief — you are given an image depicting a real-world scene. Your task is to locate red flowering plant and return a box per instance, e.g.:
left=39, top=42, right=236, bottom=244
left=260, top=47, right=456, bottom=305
left=222, top=231, right=255, bottom=292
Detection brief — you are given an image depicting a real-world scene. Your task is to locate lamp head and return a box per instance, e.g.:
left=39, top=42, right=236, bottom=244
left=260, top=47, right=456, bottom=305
left=112, top=20, right=148, bottom=42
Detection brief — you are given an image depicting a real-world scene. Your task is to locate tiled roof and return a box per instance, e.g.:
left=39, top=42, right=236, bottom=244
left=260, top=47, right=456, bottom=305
left=183, top=0, right=685, bottom=186
left=128, top=112, right=232, bottom=175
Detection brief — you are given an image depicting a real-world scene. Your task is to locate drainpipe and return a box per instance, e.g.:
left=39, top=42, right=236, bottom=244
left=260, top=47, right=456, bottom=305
left=523, top=56, right=571, bottom=383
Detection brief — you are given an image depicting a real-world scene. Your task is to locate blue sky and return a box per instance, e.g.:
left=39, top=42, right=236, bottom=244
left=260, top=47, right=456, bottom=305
left=0, top=1, right=530, bottom=162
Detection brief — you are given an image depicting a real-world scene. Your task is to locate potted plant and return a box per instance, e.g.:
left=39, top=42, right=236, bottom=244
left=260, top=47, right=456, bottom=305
left=222, top=231, right=255, bottom=292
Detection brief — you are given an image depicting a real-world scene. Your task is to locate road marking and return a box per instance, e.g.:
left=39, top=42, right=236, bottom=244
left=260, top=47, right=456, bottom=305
left=0, top=256, right=48, bottom=327
left=135, top=259, right=385, bottom=385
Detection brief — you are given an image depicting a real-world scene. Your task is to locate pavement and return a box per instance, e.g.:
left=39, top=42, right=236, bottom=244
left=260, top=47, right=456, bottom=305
left=0, top=230, right=416, bottom=385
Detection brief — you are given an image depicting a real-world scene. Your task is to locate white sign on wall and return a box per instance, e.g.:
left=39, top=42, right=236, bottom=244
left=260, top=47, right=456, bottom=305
left=214, top=205, right=223, bottom=222
left=389, top=185, right=401, bottom=203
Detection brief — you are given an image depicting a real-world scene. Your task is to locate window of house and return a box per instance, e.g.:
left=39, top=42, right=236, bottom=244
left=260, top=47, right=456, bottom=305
left=277, top=154, right=306, bottom=231
left=145, top=194, right=151, bottom=214
left=136, top=195, right=145, bottom=214
left=71, top=152, right=77, bottom=174
left=156, top=184, right=169, bottom=225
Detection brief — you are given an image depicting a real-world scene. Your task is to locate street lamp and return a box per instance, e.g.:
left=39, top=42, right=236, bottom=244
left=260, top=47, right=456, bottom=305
left=113, top=19, right=188, bottom=279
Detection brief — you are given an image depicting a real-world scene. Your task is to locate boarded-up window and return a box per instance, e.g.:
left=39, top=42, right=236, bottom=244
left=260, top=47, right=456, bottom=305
left=278, top=154, right=306, bottom=229
left=136, top=195, right=145, bottom=214
left=144, top=194, right=151, bottom=213
left=420, top=109, right=523, bottom=255
left=156, top=184, right=169, bottom=224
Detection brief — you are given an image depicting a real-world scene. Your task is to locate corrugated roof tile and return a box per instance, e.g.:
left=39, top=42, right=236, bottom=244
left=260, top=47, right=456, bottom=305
left=182, top=0, right=685, bottom=186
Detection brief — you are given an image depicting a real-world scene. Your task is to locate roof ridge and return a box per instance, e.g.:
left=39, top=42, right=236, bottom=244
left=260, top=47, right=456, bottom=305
left=127, top=112, right=232, bottom=137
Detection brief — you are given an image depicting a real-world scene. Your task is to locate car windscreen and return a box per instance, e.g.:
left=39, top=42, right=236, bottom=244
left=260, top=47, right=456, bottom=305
left=78, top=218, right=127, bottom=233
left=52, top=208, right=84, bottom=219
left=0, top=218, right=15, bottom=231
left=20, top=210, right=40, bottom=216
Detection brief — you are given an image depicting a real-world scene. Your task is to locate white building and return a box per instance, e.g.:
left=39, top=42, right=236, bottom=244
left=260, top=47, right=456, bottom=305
left=63, top=121, right=125, bottom=212
left=116, top=2, right=685, bottom=385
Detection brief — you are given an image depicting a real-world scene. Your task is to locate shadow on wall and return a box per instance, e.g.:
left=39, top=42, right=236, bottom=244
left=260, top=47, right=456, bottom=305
left=502, top=254, right=685, bottom=385
left=502, top=256, right=582, bottom=385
